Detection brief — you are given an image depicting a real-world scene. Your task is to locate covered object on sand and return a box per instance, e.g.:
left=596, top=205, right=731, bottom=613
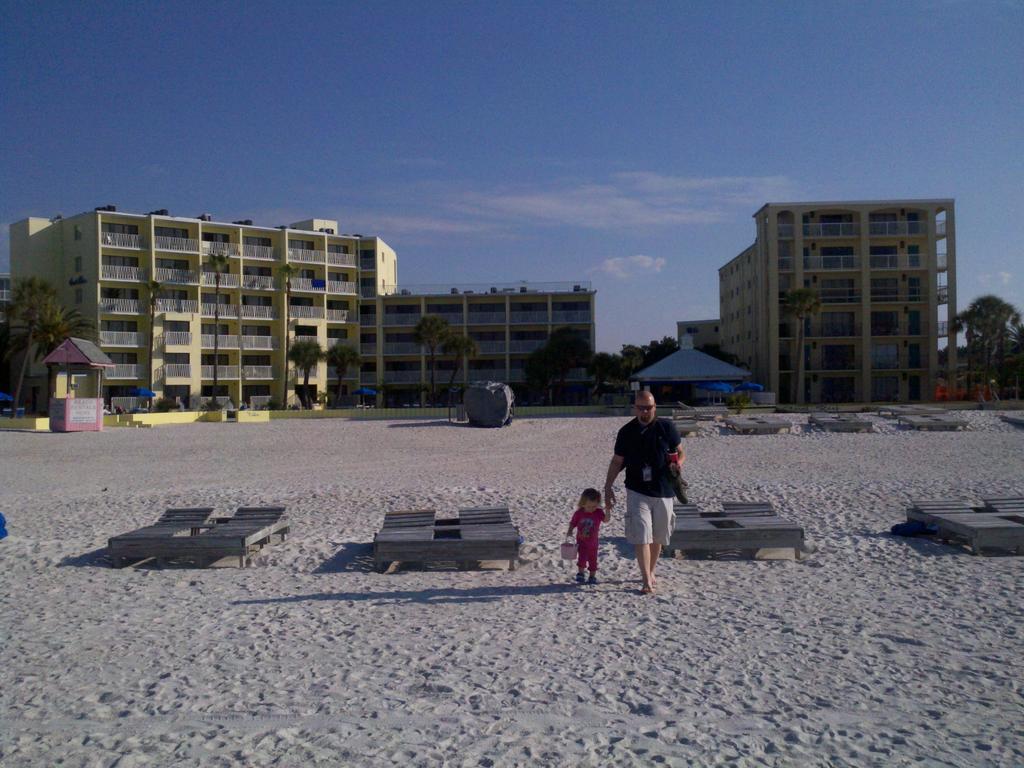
left=464, top=381, right=514, bottom=427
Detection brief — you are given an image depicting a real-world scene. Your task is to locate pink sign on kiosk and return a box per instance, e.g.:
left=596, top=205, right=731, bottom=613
left=42, top=338, right=114, bottom=433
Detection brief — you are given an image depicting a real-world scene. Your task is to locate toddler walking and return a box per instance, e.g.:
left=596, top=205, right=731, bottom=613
left=566, top=488, right=607, bottom=585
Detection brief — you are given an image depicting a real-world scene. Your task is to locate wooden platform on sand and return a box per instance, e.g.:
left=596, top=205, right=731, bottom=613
left=905, top=498, right=1023, bottom=555
left=725, top=416, right=791, bottom=435
left=1000, top=414, right=1024, bottom=428
left=666, top=500, right=803, bottom=559
left=898, top=414, right=969, bottom=431
left=373, top=506, right=520, bottom=572
left=809, top=413, right=873, bottom=433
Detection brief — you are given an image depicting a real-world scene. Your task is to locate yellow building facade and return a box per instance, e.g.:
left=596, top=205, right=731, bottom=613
left=718, top=199, right=956, bottom=404
left=9, top=208, right=595, bottom=409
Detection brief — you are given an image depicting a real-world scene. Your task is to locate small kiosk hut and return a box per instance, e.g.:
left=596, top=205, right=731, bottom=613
left=43, top=337, right=114, bottom=432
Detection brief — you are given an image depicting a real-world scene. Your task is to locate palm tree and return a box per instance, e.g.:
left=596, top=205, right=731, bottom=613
left=288, top=339, right=323, bottom=408
left=619, top=344, right=644, bottom=378
left=278, top=263, right=298, bottom=406
left=34, top=300, right=95, bottom=408
left=325, top=341, right=361, bottom=406
left=6, top=277, right=58, bottom=417
left=205, top=253, right=230, bottom=401
left=145, top=279, right=163, bottom=395
left=957, top=295, right=1021, bottom=392
left=783, top=288, right=821, bottom=405
left=587, top=351, right=624, bottom=399
left=414, top=315, right=451, bottom=404
left=441, top=333, right=478, bottom=394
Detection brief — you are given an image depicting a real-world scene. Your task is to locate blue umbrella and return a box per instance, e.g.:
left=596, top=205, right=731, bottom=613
left=353, top=387, right=377, bottom=396
left=734, top=382, right=764, bottom=392
left=133, top=387, right=157, bottom=398
left=0, top=392, right=13, bottom=402
left=699, top=381, right=734, bottom=393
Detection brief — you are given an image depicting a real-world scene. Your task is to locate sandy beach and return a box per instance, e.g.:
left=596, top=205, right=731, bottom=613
left=1, top=412, right=1022, bottom=767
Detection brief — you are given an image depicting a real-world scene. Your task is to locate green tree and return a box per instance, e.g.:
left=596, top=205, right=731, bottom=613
left=34, top=300, right=95, bottom=408
left=783, top=288, right=821, bottom=404
left=619, top=344, right=645, bottom=378
left=441, top=333, right=478, bottom=393
left=413, top=315, right=451, bottom=404
left=145, top=279, right=163, bottom=395
left=288, top=339, right=324, bottom=408
left=205, top=252, right=231, bottom=399
left=640, top=336, right=679, bottom=369
left=325, top=342, right=361, bottom=406
left=956, top=295, right=1022, bottom=391
left=543, top=327, right=592, bottom=404
left=6, top=277, right=58, bottom=417
left=525, top=346, right=557, bottom=404
left=278, top=263, right=298, bottom=406
left=587, top=352, right=624, bottom=398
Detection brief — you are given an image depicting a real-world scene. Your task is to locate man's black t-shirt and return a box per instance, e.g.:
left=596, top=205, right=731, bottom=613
left=613, top=417, right=681, bottom=498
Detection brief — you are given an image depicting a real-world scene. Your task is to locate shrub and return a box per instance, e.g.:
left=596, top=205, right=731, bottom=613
left=726, top=393, right=752, bottom=413
left=266, top=399, right=281, bottom=411
left=153, top=397, right=176, bottom=413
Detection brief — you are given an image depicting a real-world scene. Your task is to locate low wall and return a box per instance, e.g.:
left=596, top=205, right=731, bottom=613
left=0, top=416, right=50, bottom=431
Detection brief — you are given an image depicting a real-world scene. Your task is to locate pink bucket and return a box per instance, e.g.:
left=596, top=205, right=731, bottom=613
left=560, top=540, right=578, bottom=560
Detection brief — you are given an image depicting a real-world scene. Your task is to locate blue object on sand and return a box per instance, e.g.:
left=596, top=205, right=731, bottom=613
left=890, top=521, right=939, bottom=537
left=0, top=512, right=7, bottom=539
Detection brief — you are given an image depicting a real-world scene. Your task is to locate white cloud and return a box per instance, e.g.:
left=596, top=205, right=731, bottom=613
left=590, top=254, right=667, bottom=279
left=999, top=271, right=1012, bottom=286
left=456, top=172, right=801, bottom=230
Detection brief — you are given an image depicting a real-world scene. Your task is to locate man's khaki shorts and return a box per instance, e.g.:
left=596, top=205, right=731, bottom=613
left=625, top=490, right=675, bottom=546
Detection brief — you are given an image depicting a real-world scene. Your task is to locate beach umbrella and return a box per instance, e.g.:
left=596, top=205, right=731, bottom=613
left=353, top=387, right=377, bottom=395
left=735, top=382, right=764, bottom=392
left=699, top=381, right=734, bottom=393
left=133, top=387, right=157, bottom=398
left=0, top=392, right=13, bottom=402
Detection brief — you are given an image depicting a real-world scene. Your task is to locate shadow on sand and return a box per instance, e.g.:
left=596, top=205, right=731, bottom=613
left=386, top=420, right=463, bottom=429
left=59, top=547, right=113, bottom=568
left=233, top=582, right=582, bottom=606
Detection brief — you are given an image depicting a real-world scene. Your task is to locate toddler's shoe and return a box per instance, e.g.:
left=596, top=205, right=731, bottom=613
left=574, top=572, right=586, bottom=584
left=587, top=574, right=598, bottom=585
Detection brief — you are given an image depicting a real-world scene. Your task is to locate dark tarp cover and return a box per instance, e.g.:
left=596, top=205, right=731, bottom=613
left=464, top=381, right=514, bottom=427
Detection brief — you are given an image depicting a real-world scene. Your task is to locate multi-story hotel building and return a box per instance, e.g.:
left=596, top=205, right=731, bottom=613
left=676, top=318, right=720, bottom=350
left=718, top=200, right=956, bottom=404
left=9, top=208, right=595, bottom=409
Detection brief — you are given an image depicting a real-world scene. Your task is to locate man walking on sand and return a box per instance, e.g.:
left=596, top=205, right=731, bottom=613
left=604, top=391, right=684, bottom=594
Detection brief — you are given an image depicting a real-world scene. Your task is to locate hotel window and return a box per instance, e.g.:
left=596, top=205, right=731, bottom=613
left=907, top=245, right=921, bottom=268
left=156, top=226, right=189, bottom=239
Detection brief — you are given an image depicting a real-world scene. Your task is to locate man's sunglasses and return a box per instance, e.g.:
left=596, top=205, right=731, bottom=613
left=634, top=405, right=655, bottom=411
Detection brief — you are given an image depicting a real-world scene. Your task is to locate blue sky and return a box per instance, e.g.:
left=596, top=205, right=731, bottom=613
left=1, top=1, right=1022, bottom=351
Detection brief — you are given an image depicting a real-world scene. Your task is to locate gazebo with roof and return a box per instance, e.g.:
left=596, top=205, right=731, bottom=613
left=630, top=336, right=752, bottom=404
left=42, top=337, right=113, bottom=432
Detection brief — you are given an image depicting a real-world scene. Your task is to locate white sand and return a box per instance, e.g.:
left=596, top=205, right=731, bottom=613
left=1, top=412, right=1022, bottom=767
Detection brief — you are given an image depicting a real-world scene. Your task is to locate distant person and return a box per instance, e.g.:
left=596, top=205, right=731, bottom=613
left=565, top=488, right=607, bottom=585
left=604, top=391, right=685, bottom=595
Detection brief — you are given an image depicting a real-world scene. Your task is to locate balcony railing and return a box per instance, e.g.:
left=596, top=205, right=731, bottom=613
left=475, top=341, right=506, bottom=354
left=242, top=365, right=274, bottom=380
left=937, top=320, right=949, bottom=336
left=240, top=335, right=277, bottom=350
left=819, top=289, right=861, bottom=304
left=552, top=311, right=592, bottom=323
left=155, top=298, right=199, bottom=314
left=777, top=224, right=794, bottom=238
left=326, top=309, right=349, bottom=322
left=803, top=256, right=859, bottom=270
left=510, top=311, right=550, bottom=324
left=288, top=248, right=326, bottom=264
left=778, top=257, right=793, bottom=271
left=110, top=396, right=141, bottom=411
left=870, top=289, right=900, bottom=302
left=201, top=334, right=239, bottom=349
left=162, top=331, right=193, bottom=346
left=99, top=331, right=140, bottom=346
left=201, top=242, right=240, bottom=257
left=327, top=365, right=358, bottom=379
left=383, top=370, right=422, bottom=383
left=291, top=277, right=326, bottom=292
left=424, top=312, right=464, bottom=325
left=289, top=305, right=325, bottom=319
left=327, top=339, right=356, bottom=351
left=101, top=232, right=143, bottom=249
left=469, top=368, right=505, bottom=380
left=382, top=313, right=422, bottom=326
left=242, top=275, right=276, bottom=290
left=162, top=364, right=192, bottom=379
left=360, top=286, right=377, bottom=298
left=361, top=344, right=377, bottom=355
left=201, top=365, right=239, bottom=379
left=937, top=253, right=948, bottom=271
left=803, top=222, right=859, bottom=238
left=108, top=364, right=140, bottom=379
left=157, top=267, right=201, bottom=285
left=360, top=258, right=376, bottom=270
left=360, top=314, right=377, bottom=326
left=327, top=280, right=356, bottom=295
left=869, top=221, right=925, bottom=237
left=240, top=304, right=277, bottom=320
left=937, top=286, right=948, bottom=305
left=200, top=271, right=240, bottom=288
left=156, top=236, right=200, bottom=253
left=101, top=265, right=145, bottom=282
left=817, top=357, right=861, bottom=372
left=871, top=355, right=901, bottom=370
left=817, top=323, right=861, bottom=338
left=327, top=252, right=356, bottom=267
left=100, top=298, right=142, bottom=314
left=467, top=312, right=507, bottom=325
left=384, top=342, right=422, bottom=355
left=201, top=303, right=239, bottom=319
left=936, top=220, right=947, bottom=236
left=510, top=339, right=546, bottom=353
left=870, top=325, right=902, bottom=337
left=242, top=244, right=276, bottom=261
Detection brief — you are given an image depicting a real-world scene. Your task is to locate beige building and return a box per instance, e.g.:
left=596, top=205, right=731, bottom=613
left=719, top=200, right=956, bottom=404
left=676, top=318, right=720, bottom=350
left=9, top=208, right=594, bottom=409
